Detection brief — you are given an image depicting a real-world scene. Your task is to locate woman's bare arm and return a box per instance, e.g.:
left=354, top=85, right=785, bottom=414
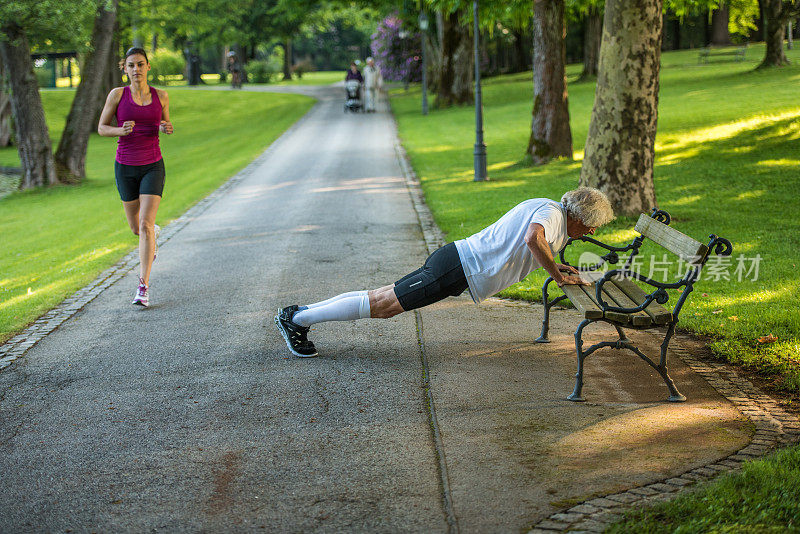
left=158, top=89, right=173, bottom=134
left=97, top=88, right=132, bottom=137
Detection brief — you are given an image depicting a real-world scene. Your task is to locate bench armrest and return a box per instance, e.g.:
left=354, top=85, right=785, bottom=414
left=559, top=209, right=671, bottom=272
left=558, top=236, right=640, bottom=272
left=594, top=233, right=732, bottom=318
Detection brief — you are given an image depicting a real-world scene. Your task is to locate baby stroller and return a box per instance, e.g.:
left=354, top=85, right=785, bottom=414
left=344, top=80, right=363, bottom=113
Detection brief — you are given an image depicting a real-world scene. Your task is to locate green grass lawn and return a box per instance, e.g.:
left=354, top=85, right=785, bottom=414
left=391, top=42, right=800, bottom=395
left=607, top=443, right=800, bottom=533
left=154, top=70, right=345, bottom=87
left=269, top=70, right=345, bottom=86
left=0, top=88, right=314, bottom=342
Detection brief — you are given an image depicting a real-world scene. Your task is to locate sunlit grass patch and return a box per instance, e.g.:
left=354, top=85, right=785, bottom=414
left=391, top=44, right=800, bottom=394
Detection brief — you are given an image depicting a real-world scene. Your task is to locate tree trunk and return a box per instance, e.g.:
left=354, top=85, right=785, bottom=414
left=93, top=21, right=122, bottom=128
left=527, top=0, right=572, bottom=164
left=435, top=9, right=473, bottom=108
left=760, top=0, right=790, bottom=66
left=0, top=57, right=13, bottom=147
left=55, top=0, right=118, bottom=183
left=710, top=6, right=731, bottom=45
left=426, top=32, right=441, bottom=93
left=283, top=39, right=292, bottom=81
left=581, top=7, right=602, bottom=79
left=0, top=23, right=57, bottom=189
left=579, top=0, right=662, bottom=216
left=672, top=16, right=681, bottom=49
left=753, top=0, right=766, bottom=42
left=511, top=29, right=531, bottom=73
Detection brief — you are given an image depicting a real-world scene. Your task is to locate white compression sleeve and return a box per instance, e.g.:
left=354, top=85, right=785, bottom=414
left=303, top=290, right=368, bottom=309
left=293, top=293, right=371, bottom=327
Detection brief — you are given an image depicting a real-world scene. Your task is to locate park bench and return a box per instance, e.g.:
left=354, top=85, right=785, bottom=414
left=535, top=210, right=732, bottom=403
left=698, top=45, right=747, bottom=63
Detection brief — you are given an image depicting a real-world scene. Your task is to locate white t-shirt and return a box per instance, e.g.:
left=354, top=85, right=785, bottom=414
left=454, top=199, right=569, bottom=303
left=363, top=65, right=381, bottom=89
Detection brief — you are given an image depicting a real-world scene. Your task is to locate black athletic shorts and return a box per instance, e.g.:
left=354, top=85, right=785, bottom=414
left=394, top=242, right=469, bottom=311
left=115, top=159, right=165, bottom=202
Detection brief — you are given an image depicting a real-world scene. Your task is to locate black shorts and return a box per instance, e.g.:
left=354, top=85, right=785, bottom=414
left=115, top=159, right=165, bottom=202
left=394, top=242, right=468, bottom=312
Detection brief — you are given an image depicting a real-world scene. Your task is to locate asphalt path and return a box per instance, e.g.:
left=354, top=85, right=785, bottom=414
left=0, top=84, right=750, bottom=533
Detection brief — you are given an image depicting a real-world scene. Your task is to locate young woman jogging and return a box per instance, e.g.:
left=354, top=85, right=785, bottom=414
left=98, top=47, right=173, bottom=307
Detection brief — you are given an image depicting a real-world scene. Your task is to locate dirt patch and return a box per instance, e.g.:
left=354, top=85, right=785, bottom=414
left=207, top=450, right=243, bottom=515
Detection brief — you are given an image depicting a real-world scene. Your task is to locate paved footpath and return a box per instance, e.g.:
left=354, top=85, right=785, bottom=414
left=1, top=84, right=793, bottom=533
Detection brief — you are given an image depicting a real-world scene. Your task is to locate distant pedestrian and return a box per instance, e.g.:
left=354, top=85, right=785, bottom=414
left=275, top=188, right=614, bottom=357
left=345, top=62, right=363, bottom=84
left=97, top=46, right=173, bottom=308
left=227, top=51, right=242, bottom=89
left=363, top=57, right=382, bottom=112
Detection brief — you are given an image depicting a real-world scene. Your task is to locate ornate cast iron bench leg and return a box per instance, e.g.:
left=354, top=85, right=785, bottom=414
left=567, top=319, right=593, bottom=401
left=614, top=324, right=630, bottom=343
left=535, top=277, right=566, bottom=343
left=623, top=322, right=686, bottom=402
left=566, top=320, right=686, bottom=402
left=659, top=323, right=686, bottom=402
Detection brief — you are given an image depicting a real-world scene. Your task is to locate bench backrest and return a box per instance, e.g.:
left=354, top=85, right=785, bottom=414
left=634, top=214, right=709, bottom=265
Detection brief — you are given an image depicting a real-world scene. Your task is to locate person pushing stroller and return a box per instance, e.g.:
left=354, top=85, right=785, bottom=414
left=344, top=62, right=364, bottom=113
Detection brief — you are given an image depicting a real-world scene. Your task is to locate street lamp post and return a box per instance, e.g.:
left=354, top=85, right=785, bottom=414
left=473, top=0, right=488, bottom=181
left=419, top=12, right=429, bottom=116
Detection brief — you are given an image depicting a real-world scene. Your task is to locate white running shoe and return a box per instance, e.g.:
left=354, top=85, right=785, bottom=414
left=132, top=277, right=149, bottom=307
left=153, top=224, right=161, bottom=261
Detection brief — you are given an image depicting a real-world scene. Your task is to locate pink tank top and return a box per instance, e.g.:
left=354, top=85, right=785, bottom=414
left=115, top=86, right=162, bottom=165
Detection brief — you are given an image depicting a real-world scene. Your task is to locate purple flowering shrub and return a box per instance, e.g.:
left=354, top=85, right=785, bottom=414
left=370, top=14, right=422, bottom=82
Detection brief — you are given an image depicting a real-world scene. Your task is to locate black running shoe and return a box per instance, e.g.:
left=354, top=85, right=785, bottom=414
left=274, top=305, right=318, bottom=357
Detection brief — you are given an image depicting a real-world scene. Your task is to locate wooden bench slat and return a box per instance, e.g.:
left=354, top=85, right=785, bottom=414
left=612, top=278, right=673, bottom=325
left=601, top=283, right=653, bottom=327
left=634, top=214, right=709, bottom=265
left=595, top=285, right=632, bottom=324
left=561, top=285, right=603, bottom=320
left=564, top=284, right=630, bottom=324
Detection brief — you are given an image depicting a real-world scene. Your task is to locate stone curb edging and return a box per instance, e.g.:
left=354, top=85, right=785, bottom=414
left=389, top=117, right=800, bottom=534
left=0, top=102, right=319, bottom=375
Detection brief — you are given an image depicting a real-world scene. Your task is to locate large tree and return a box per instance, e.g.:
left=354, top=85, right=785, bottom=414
left=567, top=0, right=604, bottom=79
left=0, top=24, right=57, bottom=189
left=261, top=0, right=317, bottom=80
left=580, top=5, right=602, bottom=78
left=527, top=0, right=572, bottom=164
left=435, top=8, right=474, bottom=106
left=0, top=0, right=95, bottom=189
left=0, top=58, right=12, bottom=147
left=710, top=5, right=732, bottom=45
left=580, top=0, right=663, bottom=216
left=93, top=19, right=123, bottom=128
left=55, top=0, right=119, bottom=182
left=759, top=0, right=800, bottom=66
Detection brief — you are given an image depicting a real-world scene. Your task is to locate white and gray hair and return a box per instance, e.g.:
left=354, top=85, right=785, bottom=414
left=561, top=187, right=615, bottom=228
